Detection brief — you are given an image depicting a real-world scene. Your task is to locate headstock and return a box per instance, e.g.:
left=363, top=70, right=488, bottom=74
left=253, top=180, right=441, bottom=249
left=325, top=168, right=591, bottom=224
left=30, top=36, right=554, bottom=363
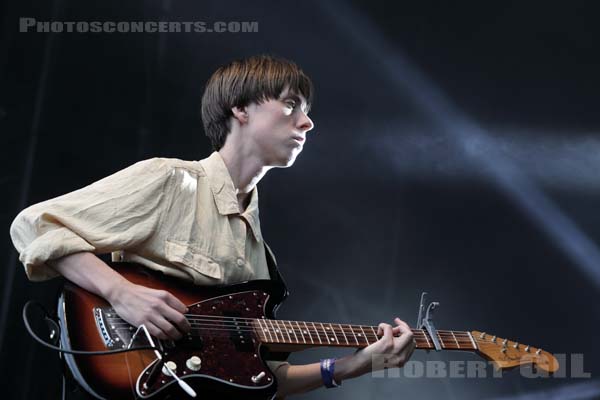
left=471, top=330, right=559, bottom=374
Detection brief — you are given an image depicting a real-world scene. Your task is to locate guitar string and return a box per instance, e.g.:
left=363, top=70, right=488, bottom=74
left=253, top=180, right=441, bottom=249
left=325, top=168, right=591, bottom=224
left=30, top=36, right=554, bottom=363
left=104, top=318, right=474, bottom=341
left=105, top=309, right=477, bottom=335
left=104, top=315, right=472, bottom=336
left=101, top=311, right=474, bottom=347
left=105, top=321, right=474, bottom=343
left=103, top=318, right=474, bottom=348
left=113, top=327, right=462, bottom=348
left=105, top=323, right=474, bottom=348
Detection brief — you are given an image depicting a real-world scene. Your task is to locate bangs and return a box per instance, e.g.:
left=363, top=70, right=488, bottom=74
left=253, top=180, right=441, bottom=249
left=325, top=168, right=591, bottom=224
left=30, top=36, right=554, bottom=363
left=233, top=56, right=314, bottom=112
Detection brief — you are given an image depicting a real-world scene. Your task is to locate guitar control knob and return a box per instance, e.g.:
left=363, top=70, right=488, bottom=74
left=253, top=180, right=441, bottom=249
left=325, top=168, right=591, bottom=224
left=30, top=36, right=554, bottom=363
left=251, top=371, right=266, bottom=384
left=162, top=361, right=177, bottom=375
left=186, top=356, right=202, bottom=371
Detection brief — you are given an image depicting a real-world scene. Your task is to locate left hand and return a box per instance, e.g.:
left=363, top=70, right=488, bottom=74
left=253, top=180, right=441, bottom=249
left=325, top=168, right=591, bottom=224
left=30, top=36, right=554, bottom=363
left=346, top=317, right=416, bottom=377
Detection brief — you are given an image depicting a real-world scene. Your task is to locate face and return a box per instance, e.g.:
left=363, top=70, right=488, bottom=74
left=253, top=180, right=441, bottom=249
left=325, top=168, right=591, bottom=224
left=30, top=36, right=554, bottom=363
left=241, top=88, right=314, bottom=167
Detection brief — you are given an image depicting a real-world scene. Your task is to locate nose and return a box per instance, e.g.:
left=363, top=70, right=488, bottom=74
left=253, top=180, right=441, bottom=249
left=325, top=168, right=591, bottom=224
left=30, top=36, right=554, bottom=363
left=297, top=112, right=314, bottom=133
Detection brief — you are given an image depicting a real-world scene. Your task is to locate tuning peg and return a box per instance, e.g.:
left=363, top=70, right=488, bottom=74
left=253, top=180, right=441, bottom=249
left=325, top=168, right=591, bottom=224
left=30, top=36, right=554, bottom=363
left=501, top=348, right=507, bottom=353
left=513, top=342, right=519, bottom=349
left=524, top=345, right=530, bottom=352
left=491, top=336, right=497, bottom=343
left=536, top=348, right=542, bottom=355
left=502, top=339, right=508, bottom=346
left=479, top=332, right=486, bottom=339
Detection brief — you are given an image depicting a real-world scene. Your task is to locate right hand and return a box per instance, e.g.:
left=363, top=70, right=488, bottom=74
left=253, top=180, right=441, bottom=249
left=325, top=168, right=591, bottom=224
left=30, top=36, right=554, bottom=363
left=108, top=280, right=191, bottom=340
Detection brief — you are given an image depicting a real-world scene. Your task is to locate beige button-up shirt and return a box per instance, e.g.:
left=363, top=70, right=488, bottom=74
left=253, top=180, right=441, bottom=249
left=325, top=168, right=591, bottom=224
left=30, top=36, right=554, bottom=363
left=10, top=152, right=273, bottom=284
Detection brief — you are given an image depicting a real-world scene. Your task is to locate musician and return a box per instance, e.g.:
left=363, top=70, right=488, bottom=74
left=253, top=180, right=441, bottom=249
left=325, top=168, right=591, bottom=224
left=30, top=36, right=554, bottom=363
left=10, top=55, right=416, bottom=398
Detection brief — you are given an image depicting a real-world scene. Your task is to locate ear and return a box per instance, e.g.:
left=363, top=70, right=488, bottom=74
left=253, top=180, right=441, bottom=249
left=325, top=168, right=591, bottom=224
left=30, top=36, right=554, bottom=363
left=231, top=106, right=249, bottom=124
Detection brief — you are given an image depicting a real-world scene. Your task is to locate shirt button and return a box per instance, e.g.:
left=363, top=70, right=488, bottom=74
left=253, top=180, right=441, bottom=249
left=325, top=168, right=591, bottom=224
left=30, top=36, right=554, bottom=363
left=236, top=258, right=245, bottom=267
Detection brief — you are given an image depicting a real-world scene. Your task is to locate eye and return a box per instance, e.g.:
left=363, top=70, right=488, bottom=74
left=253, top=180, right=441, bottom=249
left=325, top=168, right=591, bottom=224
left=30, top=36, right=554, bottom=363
left=285, top=99, right=297, bottom=109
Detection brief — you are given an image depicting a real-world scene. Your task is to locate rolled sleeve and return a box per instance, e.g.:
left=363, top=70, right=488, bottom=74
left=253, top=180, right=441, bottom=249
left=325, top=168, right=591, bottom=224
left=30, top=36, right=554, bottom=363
left=10, top=158, right=172, bottom=281
left=266, top=360, right=290, bottom=374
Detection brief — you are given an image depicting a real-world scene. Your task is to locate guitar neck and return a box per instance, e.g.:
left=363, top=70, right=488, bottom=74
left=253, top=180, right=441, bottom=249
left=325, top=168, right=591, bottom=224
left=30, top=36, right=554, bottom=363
left=254, top=319, right=478, bottom=351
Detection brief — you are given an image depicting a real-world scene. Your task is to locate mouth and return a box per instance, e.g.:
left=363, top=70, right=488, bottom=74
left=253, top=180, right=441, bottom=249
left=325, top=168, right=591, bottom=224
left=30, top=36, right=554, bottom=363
left=292, top=136, right=305, bottom=144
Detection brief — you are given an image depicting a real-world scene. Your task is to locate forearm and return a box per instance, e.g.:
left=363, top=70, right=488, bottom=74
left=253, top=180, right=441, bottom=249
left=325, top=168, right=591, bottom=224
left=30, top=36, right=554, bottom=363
left=274, top=355, right=360, bottom=398
left=48, top=252, right=128, bottom=302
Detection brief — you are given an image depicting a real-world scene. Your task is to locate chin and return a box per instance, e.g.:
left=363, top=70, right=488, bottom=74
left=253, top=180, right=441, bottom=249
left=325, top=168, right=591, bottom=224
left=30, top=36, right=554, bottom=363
left=271, top=150, right=301, bottom=168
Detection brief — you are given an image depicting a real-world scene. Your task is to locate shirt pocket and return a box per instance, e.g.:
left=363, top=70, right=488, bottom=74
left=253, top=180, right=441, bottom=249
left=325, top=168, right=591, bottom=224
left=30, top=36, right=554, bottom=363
left=164, top=239, right=222, bottom=281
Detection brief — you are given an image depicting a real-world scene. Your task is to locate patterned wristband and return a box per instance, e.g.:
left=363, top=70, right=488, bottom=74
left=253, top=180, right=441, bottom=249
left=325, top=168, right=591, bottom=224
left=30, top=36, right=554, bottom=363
left=320, top=358, right=341, bottom=388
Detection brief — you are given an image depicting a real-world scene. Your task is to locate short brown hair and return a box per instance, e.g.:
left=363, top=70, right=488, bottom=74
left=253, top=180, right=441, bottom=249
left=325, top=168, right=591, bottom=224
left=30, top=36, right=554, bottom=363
left=201, top=55, right=314, bottom=150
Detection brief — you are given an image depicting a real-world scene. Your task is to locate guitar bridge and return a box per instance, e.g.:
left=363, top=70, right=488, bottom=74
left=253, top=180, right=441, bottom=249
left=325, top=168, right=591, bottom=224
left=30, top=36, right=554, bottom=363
left=93, top=307, right=135, bottom=349
left=93, top=307, right=116, bottom=348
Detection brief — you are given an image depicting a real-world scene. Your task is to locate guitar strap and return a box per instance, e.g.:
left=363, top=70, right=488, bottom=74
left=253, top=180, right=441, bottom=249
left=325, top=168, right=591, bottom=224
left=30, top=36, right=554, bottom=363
left=262, top=241, right=291, bottom=363
left=263, top=241, right=289, bottom=302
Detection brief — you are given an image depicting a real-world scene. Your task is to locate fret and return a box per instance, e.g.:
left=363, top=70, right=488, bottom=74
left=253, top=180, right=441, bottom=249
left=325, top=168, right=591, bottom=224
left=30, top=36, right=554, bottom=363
left=278, top=320, right=292, bottom=343
left=338, top=323, right=349, bottom=345
left=253, top=319, right=265, bottom=342
left=267, top=319, right=280, bottom=343
left=286, top=321, right=299, bottom=344
left=369, top=326, right=379, bottom=343
left=290, top=321, right=306, bottom=343
left=348, top=324, right=359, bottom=345
left=467, top=331, right=477, bottom=350
left=321, top=323, right=336, bottom=344
left=450, top=331, right=460, bottom=349
left=303, top=322, right=314, bottom=344
left=436, top=332, right=446, bottom=349
left=311, top=322, right=323, bottom=344
left=359, top=326, right=370, bottom=345
left=421, top=329, right=431, bottom=348
left=453, top=332, right=475, bottom=350
left=328, top=323, right=340, bottom=345
left=258, top=319, right=273, bottom=343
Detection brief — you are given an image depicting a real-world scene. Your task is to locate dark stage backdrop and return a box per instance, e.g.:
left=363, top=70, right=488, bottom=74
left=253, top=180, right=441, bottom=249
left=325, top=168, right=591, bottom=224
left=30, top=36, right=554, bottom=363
left=1, top=1, right=599, bottom=399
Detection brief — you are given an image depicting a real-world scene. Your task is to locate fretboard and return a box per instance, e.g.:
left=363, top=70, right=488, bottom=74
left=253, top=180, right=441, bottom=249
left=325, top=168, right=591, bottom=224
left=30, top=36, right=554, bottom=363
left=253, top=319, right=478, bottom=351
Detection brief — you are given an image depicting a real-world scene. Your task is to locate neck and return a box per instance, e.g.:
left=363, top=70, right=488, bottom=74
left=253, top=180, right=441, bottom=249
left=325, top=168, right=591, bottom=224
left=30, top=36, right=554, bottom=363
left=218, top=146, right=271, bottom=198
left=251, top=318, right=478, bottom=352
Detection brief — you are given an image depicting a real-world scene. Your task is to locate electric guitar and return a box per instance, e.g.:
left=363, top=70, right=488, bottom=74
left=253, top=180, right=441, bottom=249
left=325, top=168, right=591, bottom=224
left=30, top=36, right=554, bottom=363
left=58, top=263, right=559, bottom=399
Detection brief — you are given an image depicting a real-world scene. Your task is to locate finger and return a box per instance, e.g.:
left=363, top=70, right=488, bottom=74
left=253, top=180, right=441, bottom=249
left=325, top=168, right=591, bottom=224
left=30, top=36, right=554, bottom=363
left=161, top=304, right=191, bottom=333
left=378, top=323, right=393, bottom=341
left=151, top=315, right=183, bottom=340
left=395, top=329, right=415, bottom=351
left=159, top=290, right=188, bottom=314
left=146, top=321, right=168, bottom=340
left=394, top=317, right=411, bottom=332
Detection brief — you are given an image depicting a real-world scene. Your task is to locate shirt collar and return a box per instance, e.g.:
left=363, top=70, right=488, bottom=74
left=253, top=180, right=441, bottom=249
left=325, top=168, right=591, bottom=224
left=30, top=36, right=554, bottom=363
left=200, top=152, right=263, bottom=243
